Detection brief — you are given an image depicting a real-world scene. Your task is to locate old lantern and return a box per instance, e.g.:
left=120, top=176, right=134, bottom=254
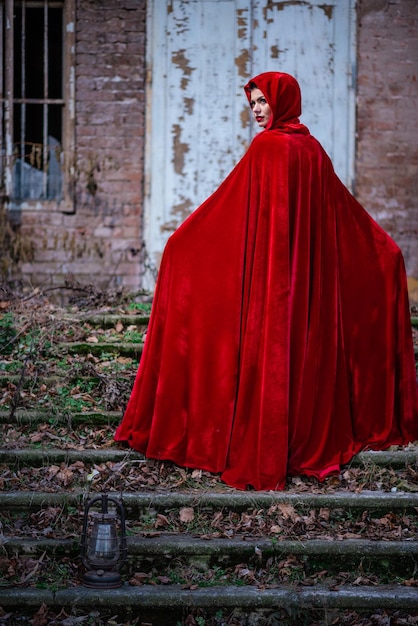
left=80, top=494, right=127, bottom=588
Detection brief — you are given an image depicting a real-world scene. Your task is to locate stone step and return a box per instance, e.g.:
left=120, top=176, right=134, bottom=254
left=1, top=535, right=416, bottom=605
left=2, top=489, right=418, bottom=513
left=0, top=446, right=143, bottom=465
left=81, top=313, right=150, bottom=327
left=0, top=409, right=121, bottom=425
left=5, top=533, right=418, bottom=563
left=3, top=339, right=417, bottom=360
left=0, top=584, right=417, bottom=617
left=55, top=341, right=143, bottom=357
left=1, top=445, right=416, bottom=469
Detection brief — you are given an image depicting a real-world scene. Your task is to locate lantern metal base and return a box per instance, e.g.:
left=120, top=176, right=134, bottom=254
left=82, top=569, right=122, bottom=589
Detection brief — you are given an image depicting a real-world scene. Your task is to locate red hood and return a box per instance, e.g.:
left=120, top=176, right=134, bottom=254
left=244, top=71, right=307, bottom=132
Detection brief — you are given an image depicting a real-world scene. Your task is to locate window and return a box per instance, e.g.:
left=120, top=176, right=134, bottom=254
left=1, top=0, right=75, bottom=208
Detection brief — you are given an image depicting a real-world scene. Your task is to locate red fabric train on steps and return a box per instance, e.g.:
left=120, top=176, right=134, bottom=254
left=115, top=72, right=418, bottom=491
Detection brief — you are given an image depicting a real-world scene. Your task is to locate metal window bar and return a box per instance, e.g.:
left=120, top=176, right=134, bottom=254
left=43, top=0, right=48, bottom=197
left=20, top=0, right=26, bottom=199
left=4, top=0, right=14, bottom=199
left=0, top=5, right=4, bottom=192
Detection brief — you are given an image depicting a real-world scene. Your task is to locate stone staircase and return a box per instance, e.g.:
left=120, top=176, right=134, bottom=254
left=0, top=298, right=417, bottom=625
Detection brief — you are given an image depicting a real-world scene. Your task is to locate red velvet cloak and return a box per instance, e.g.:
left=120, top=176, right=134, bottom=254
left=115, top=72, right=418, bottom=491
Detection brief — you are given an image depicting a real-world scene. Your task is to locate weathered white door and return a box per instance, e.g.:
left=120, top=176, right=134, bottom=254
left=143, top=0, right=356, bottom=287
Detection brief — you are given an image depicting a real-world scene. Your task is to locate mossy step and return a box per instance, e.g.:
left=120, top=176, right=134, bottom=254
left=0, top=374, right=104, bottom=385
left=5, top=535, right=418, bottom=561
left=0, top=445, right=416, bottom=469
left=2, top=489, right=418, bottom=513
left=0, top=584, right=417, bottom=612
left=3, top=536, right=417, bottom=587
left=354, top=448, right=417, bottom=468
left=0, top=409, right=121, bottom=425
left=0, top=446, right=142, bottom=470
left=106, top=489, right=418, bottom=513
left=80, top=313, right=150, bottom=327
left=56, top=341, right=143, bottom=357
left=0, top=446, right=142, bottom=465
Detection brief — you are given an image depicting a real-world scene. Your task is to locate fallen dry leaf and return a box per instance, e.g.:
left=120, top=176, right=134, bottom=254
left=129, top=572, right=150, bottom=586
left=277, top=503, right=299, bottom=522
left=270, top=525, right=282, bottom=534
left=179, top=507, right=194, bottom=523
left=157, top=575, right=170, bottom=584
left=155, top=514, right=170, bottom=528
left=212, top=511, right=223, bottom=527
left=319, top=507, right=330, bottom=521
left=31, top=602, right=49, bottom=626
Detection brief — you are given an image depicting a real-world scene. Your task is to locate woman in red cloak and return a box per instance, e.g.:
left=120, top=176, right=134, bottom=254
left=115, top=72, right=417, bottom=491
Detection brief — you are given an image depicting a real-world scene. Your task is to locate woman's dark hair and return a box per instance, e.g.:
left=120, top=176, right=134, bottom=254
left=248, top=81, right=257, bottom=90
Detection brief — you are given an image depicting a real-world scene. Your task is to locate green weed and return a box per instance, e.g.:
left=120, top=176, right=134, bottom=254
left=0, top=312, right=17, bottom=355
left=123, top=330, right=144, bottom=343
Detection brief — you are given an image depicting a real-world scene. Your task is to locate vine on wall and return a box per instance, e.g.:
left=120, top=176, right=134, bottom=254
left=0, top=200, right=34, bottom=281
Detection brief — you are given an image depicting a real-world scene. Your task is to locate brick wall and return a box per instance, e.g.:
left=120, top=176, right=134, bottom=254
left=356, top=0, right=418, bottom=301
left=19, top=0, right=147, bottom=292
left=13, top=0, right=418, bottom=300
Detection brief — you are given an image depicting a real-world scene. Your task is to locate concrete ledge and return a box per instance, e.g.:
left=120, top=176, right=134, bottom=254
left=0, top=492, right=84, bottom=508
left=0, top=447, right=144, bottom=465
left=4, top=535, right=418, bottom=560
left=83, top=314, right=150, bottom=327
left=353, top=449, right=417, bottom=468
left=0, top=584, right=417, bottom=610
left=1, top=446, right=416, bottom=469
left=2, top=490, right=418, bottom=513
left=120, top=489, right=418, bottom=511
left=0, top=409, right=122, bottom=425
left=125, top=536, right=418, bottom=558
left=56, top=341, right=143, bottom=357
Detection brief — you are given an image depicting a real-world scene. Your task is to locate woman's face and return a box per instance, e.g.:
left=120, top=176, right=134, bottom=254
left=249, top=88, right=272, bottom=128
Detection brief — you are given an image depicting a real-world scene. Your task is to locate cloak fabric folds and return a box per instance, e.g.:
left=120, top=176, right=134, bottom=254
left=115, top=72, right=418, bottom=491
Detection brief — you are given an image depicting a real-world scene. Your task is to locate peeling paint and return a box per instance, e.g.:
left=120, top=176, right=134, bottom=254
left=172, top=49, right=194, bottom=76
left=160, top=195, right=193, bottom=234
left=263, top=1, right=333, bottom=22
left=172, top=49, right=196, bottom=90
left=240, top=106, right=251, bottom=130
left=183, top=97, right=194, bottom=116
left=318, top=4, right=334, bottom=20
left=172, top=197, right=193, bottom=220
left=236, top=8, right=249, bottom=39
left=270, top=44, right=287, bottom=58
left=263, top=1, right=309, bottom=22
left=235, top=49, right=250, bottom=78
left=160, top=219, right=180, bottom=233
left=171, top=123, right=189, bottom=175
